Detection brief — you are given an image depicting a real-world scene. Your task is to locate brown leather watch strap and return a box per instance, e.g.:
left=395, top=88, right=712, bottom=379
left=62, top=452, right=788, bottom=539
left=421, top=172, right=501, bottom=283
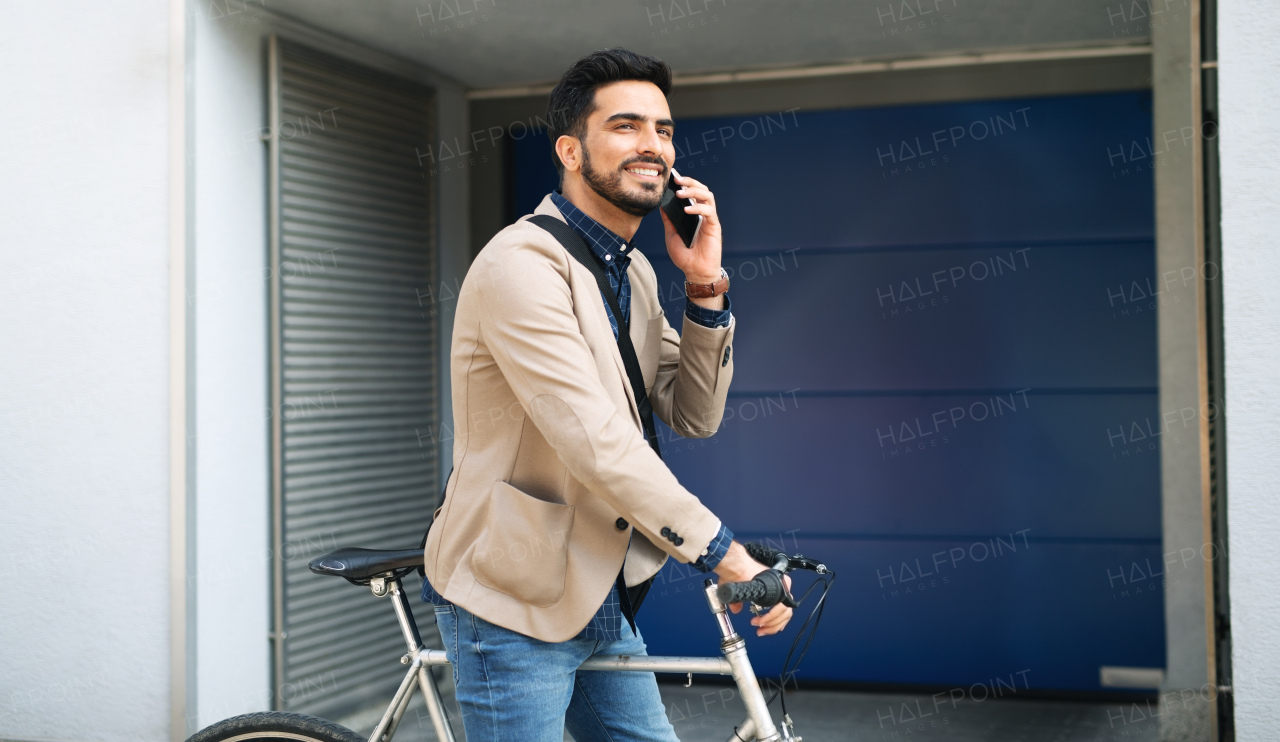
left=685, top=268, right=730, bottom=299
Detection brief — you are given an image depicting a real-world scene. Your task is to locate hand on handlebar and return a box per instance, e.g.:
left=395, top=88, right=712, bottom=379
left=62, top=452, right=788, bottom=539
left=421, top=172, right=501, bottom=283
left=712, top=541, right=793, bottom=637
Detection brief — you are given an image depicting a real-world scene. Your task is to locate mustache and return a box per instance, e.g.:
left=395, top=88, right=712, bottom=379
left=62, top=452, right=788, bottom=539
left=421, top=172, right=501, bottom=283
left=619, top=158, right=667, bottom=174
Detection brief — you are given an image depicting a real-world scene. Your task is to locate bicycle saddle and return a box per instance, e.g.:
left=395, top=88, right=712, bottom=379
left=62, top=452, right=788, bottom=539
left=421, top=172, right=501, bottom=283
left=309, top=547, right=424, bottom=584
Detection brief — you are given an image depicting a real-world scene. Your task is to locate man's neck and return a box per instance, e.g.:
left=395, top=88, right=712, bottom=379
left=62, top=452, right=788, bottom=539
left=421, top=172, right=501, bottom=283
left=560, top=178, right=643, bottom=242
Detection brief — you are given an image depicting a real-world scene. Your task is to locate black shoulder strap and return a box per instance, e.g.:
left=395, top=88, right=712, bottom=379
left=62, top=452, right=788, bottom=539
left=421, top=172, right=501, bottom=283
left=528, top=214, right=662, bottom=461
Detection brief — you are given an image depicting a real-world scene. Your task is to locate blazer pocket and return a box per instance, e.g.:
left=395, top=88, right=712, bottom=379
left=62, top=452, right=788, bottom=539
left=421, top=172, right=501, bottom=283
left=471, top=480, right=575, bottom=607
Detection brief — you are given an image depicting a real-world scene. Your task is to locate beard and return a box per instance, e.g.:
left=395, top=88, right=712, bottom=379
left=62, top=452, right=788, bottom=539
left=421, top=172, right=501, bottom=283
left=581, top=145, right=665, bottom=217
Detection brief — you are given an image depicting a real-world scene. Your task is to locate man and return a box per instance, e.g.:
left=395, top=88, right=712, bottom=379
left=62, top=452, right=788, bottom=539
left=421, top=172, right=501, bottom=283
left=421, top=48, right=791, bottom=741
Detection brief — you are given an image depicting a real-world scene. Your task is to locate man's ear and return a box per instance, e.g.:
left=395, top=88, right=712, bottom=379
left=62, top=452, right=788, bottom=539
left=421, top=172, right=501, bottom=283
left=555, top=134, right=582, bottom=174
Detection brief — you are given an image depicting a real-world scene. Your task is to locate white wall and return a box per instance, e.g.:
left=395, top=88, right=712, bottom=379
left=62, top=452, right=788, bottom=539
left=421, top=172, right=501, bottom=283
left=1220, top=2, right=1280, bottom=740
left=0, top=4, right=469, bottom=741
left=0, top=2, right=173, bottom=741
left=190, top=8, right=274, bottom=730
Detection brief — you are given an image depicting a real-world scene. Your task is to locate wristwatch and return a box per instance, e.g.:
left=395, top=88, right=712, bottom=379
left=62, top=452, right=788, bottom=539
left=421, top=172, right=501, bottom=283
left=685, top=268, right=730, bottom=299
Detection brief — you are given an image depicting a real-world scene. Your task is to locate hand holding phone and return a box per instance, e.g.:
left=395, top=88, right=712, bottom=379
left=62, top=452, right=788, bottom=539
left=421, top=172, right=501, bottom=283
left=660, top=170, right=724, bottom=292
left=660, top=167, right=702, bottom=249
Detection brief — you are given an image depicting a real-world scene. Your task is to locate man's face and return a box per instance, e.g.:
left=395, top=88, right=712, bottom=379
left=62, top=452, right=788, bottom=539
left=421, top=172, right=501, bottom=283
left=575, top=80, right=676, bottom=217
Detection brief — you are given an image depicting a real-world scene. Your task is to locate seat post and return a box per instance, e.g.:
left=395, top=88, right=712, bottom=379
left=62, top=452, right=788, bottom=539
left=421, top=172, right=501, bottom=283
left=371, top=575, right=424, bottom=652
left=370, top=575, right=456, bottom=742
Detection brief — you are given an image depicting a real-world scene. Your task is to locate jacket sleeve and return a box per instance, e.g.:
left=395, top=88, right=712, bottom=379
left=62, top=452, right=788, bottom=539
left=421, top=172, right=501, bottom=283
left=469, top=235, right=721, bottom=565
left=648, top=304, right=735, bottom=439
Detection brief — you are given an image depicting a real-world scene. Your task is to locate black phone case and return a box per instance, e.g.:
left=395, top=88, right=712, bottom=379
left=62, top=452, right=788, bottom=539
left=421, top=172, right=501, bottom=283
left=660, top=174, right=700, bottom=248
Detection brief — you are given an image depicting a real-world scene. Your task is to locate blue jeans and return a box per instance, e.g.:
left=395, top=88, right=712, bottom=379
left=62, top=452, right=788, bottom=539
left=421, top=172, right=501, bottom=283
left=433, top=603, right=679, bottom=741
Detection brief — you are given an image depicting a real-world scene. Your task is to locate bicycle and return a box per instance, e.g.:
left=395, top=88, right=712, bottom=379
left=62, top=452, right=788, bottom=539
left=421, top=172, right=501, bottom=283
left=186, top=542, right=834, bottom=742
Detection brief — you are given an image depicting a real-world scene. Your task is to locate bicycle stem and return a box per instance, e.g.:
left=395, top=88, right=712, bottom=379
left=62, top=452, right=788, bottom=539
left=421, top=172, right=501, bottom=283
left=704, top=579, right=782, bottom=742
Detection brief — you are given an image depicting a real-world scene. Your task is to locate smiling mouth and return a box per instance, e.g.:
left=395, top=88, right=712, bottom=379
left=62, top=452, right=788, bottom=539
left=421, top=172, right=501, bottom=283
left=624, top=164, right=664, bottom=180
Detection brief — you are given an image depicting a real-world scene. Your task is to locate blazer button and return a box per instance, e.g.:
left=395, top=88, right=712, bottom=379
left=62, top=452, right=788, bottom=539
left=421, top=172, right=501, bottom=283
left=722, top=346, right=731, bottom=367
left=661, top=527, right=671, bottom=538
left=674, top=536, right=685, bottom=546
left=616, top=517, right=629, bottom=530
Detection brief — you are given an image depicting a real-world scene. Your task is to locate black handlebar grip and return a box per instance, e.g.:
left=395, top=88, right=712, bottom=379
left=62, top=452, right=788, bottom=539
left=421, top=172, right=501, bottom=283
left=717, top=579, right=768, bottom=606
left=743, top=541, right=788, bottom=569
left=716, top=569, right=794, bottom=609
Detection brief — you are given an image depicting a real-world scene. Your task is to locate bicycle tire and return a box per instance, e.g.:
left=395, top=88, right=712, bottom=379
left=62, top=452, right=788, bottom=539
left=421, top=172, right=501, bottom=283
left=185, top=711, right=364, bottom=742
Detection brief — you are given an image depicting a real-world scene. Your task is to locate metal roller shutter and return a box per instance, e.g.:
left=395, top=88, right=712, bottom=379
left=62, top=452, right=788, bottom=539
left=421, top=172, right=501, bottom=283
left=267, top=36, right=439, bottom=719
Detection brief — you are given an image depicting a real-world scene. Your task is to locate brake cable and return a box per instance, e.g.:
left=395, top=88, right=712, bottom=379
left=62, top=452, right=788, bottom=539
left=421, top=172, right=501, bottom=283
left=763, top=563, right=837, bottom=721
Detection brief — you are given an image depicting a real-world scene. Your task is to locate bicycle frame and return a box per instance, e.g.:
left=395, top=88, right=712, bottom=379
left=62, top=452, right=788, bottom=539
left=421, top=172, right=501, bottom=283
left=367, top=574, right=785, bottom=742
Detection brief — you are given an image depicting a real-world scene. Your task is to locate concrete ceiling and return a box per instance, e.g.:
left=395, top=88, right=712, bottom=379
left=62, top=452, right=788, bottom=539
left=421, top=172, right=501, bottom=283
left=265, top=0, right=1146, bottom=90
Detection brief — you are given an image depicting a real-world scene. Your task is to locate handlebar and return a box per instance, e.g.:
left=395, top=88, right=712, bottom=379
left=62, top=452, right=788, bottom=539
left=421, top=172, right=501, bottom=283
left=743, top=541, right=789, bottom=571
left=743, top=541, right=830, bottom=575
left=713, top=541, right=830, bottom=610
left=716, top=568, right=795, bottom=609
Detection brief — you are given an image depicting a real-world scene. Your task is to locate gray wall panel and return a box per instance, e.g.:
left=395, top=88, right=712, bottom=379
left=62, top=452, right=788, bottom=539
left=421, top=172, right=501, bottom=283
left=271, top=39, right=439, bottom=720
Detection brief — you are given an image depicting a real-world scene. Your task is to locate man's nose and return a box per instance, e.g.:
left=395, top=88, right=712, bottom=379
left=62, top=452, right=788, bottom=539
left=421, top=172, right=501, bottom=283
left=636, top=124, right=663, bottom=159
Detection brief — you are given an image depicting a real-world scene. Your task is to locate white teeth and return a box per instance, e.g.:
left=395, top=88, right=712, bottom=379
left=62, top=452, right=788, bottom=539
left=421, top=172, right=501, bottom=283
left=628, top=167, right=660, bottom=177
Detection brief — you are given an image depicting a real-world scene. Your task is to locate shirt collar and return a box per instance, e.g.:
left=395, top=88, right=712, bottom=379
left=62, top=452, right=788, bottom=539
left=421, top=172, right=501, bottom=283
left=549, top=190, right=633, bottom=267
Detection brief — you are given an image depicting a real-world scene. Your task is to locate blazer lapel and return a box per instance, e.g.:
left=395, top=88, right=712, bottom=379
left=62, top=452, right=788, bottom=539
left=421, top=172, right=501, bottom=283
left=530, top=195, right=642, bottom=426
left=626, top=270, right=648, bottom=362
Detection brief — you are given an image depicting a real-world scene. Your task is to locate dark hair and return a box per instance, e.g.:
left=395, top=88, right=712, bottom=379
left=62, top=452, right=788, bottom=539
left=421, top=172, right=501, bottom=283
left=546, top=48, right=673, bottom=174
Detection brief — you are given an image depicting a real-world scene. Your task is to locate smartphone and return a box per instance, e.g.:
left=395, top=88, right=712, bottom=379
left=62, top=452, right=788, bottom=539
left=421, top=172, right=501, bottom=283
left=660, top=167, right=702, bottom=248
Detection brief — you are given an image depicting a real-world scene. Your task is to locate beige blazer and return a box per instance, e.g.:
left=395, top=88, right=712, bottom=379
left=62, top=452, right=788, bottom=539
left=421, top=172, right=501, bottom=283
left=423, top=194, right=736, bottom=642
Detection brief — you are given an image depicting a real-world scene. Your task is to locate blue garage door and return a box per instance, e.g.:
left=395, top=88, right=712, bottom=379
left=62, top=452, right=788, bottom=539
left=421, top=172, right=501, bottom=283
left=510, top=91, right=1162, bottom=692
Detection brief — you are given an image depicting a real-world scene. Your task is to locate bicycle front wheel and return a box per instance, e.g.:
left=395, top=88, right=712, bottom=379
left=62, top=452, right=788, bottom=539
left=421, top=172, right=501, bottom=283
left=186, top=711, right=364, bottom=742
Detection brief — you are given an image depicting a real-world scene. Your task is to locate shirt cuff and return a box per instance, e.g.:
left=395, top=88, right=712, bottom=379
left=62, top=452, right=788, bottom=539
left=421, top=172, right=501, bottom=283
left=684, top=293, right=732, bottom=329
left=692, top=523, right=734, bottom=573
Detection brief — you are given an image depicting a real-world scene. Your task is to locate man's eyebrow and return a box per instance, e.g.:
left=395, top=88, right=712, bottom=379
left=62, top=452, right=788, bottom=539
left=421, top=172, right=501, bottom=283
left=603, top=112, right=676, bottom=129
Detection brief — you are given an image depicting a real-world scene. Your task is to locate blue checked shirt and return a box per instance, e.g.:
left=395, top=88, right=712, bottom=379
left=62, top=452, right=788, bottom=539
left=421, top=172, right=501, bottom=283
left=421, top=191, right=734, bottom=641
left=548, top=190, right=734, bottom=340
